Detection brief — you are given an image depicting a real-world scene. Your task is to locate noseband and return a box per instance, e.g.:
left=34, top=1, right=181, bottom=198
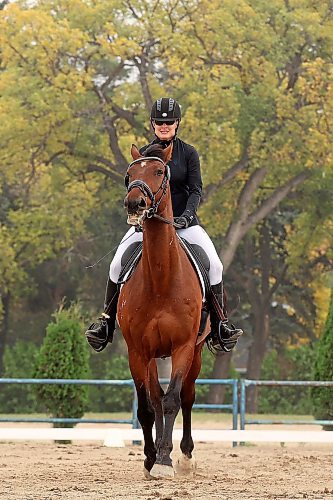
left=126, top=156, right=170, bottom=218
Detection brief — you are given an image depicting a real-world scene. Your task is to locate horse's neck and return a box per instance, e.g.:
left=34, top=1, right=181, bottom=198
left=141, top=207, right=182, bottom=292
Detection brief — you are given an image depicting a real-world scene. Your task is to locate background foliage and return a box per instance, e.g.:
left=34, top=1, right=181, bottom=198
left=0, top=0, right=332, bottom=414
left=311, top=290, right=333, bottom=427
left=34, top=303, right=90, bottom=422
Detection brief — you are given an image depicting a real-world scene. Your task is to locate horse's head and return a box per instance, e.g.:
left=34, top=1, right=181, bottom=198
left=124, top=143, right=173, bottom=226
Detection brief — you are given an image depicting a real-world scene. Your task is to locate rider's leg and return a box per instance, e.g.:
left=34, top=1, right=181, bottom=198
left=177, top=225, right=243, bottom=352
left=85, top=227, right=143, bottom=352
left=209, top=281, right=243, bottom=352
left=85, top=278, right=119, bottom=352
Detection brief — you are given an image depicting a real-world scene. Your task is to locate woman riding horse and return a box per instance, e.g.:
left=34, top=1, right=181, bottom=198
left=85, top=97, right=243, bottom=352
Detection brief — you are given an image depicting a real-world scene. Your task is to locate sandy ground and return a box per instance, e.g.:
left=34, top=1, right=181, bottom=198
left=0, top=438, right=332, bottom=500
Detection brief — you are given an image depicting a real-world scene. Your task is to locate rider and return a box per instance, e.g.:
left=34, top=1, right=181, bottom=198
left=85, top=97, right=243, bottom=352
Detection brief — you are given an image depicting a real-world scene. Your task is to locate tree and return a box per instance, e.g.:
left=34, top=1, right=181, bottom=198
left=34, top=303, right=90, bottom=426
left=169, top=0, right=333, bottom=400
left=311, top=289, right=333, bottom=429
left=1, top=0, right=332, bottom=388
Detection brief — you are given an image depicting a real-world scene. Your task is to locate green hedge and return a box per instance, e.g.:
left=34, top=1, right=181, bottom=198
left=88, top=353, right=133, bottom=412
left=258, top=344, right=316, bottom=414
left=1, top=337, right=235, bottom=415
left=33, top=303, right=90, bottom=423
left=311, top=290, right=333, bottom=428
left=0, top=340, right=39, bottom=413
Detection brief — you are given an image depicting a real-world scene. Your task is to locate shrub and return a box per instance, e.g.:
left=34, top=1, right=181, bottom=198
left=34, top=303, right=90, bottom=425
left=311, top=290, right=333, bottom=429
left=88, top=353, right=133, bottom=413
left=0, top=341, right=39, bottom=413
left=258, top=344, right=316, bottom=415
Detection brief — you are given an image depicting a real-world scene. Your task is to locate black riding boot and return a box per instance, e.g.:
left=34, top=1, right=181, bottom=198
left=207, top=282, right=243, bottom=353
left=85, top=278, right=119, bottom=352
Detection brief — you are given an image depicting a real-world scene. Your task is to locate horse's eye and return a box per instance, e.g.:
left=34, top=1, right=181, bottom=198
left=156, top=169, right=164, bottom=176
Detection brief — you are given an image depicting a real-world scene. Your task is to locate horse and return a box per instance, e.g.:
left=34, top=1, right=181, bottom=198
left=117, top=142, right=204, bottom=479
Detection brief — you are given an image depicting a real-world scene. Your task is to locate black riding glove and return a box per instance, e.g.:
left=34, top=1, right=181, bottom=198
left=174, top=210, right=194, bottom=229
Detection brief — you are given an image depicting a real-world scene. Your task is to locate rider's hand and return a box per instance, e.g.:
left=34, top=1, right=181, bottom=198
left=174, top=210, right=194, bottom=229
left=174, top=216, right=189, bottom=228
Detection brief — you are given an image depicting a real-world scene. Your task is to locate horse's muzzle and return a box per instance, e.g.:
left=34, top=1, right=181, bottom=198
left=124, top=195, right=147, bottom=213
left=124, top=194, right=148, bottom=225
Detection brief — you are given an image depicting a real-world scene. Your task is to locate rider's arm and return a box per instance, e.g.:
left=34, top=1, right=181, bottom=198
left=184, top=145, right=202, bottom=217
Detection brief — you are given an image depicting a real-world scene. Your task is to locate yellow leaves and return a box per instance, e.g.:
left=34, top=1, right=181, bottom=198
left=0, top=3, right=88, bottom=82
left=2, top=164, right=95, bottom=268
left=0, top=225, right=18, bottom=288
left=297, top=59, right=328, bottom=105
left=313, top=283, right=331, bottom=337
left=275, top=93, right=297, bottom=122
left=98, top=34, right=139, bottom=59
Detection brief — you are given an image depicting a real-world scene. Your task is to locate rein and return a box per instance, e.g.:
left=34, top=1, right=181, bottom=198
left=126, top=156, right=183, bottom=229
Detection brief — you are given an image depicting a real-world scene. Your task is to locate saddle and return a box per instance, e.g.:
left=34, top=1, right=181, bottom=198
left=118, top=236, right=211, bottom=301
left=118, top=237, right=211, bottom=339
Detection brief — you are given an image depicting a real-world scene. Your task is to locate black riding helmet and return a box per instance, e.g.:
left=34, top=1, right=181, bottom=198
left=150, top=97, right=181, bottom=122
left=151, top=98, right=181, bottom=141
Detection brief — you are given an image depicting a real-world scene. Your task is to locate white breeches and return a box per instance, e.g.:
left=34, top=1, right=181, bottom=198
left=109, top=225, right=223, bottom=285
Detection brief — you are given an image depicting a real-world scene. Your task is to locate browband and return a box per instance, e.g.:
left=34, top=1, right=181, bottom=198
left=128, top=156, right=165, bottom=169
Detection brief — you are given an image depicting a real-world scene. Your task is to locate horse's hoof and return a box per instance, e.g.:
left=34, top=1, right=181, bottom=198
left=143, top=467, right=154, bottom=480
left=175, top=453, right=196, bottom=477
left=150, top=463, right=175, bottom=479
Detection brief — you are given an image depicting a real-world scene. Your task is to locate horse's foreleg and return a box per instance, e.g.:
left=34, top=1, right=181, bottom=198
left=150, top=345, right=194, bottom=479
left=150, top=373, right=182, bottom=479
left=148, top=360, right=164, bottom=449
left=176, top=345, right=203, bottom=477
left=128, top=352, right=156, bottom=476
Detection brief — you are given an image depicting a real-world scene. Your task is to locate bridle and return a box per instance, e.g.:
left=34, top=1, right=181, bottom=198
left=126, top=156, right=177, bottom=225
left=86, top=156, right=179, bottom=269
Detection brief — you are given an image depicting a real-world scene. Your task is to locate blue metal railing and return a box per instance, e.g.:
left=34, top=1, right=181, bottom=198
left=2, top=377, right=333, bottom=447
left=0, top=378, right=238, bottom=434
left=240, top=379, right=333, bottom=430
left=0, top=378, right=136, bottom=425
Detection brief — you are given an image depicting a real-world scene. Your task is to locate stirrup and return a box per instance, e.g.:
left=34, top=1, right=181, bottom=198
left=85, top=313, right=113, bottom=353
left=207, top=322, right=243, bottom=353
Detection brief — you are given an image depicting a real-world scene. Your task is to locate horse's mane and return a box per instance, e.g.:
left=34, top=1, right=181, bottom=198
left=142, top=143, right=165, bottom=160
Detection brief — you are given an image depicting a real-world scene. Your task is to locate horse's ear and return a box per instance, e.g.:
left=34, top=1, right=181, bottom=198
left=131, top=144, right=141, bottom=160
left=163, top=143, right=173, bottom=163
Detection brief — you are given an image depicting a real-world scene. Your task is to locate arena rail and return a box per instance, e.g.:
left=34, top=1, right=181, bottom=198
left=2, top=378, right=332, bottom=448
left=0, top=377, right=238, bottom=444
left=239, top=379, right=333, bottom=431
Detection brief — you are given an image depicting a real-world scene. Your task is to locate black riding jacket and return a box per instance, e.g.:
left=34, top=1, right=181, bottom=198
left=140, top=137, right=202, bottom=226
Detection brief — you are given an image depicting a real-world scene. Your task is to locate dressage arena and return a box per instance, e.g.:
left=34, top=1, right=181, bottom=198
left=1, top=422, right=332, bottom=500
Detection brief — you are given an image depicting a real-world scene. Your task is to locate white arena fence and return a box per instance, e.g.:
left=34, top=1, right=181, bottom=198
left=0, top=428, right=333, bottom=447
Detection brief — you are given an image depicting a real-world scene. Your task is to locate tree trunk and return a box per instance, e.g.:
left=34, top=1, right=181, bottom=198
left=207, top=351, right=232, bottom=405
left=0, top=293, right=10, bottom=376
left=206, top=171, right=307, bottom=404
left=246, top=311, right=270, bottom=413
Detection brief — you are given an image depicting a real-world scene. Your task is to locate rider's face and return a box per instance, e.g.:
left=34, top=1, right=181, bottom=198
left=153, top=120, right=178, bottom=141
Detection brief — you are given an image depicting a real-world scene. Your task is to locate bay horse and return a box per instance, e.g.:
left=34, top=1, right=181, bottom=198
left=117, top=143, right=204, bottom=479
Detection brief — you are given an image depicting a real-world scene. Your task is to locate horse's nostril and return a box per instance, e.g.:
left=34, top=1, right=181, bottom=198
left=125, top=197, right=146, bottom=213
left=139, top=198, right=147, bottom=209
